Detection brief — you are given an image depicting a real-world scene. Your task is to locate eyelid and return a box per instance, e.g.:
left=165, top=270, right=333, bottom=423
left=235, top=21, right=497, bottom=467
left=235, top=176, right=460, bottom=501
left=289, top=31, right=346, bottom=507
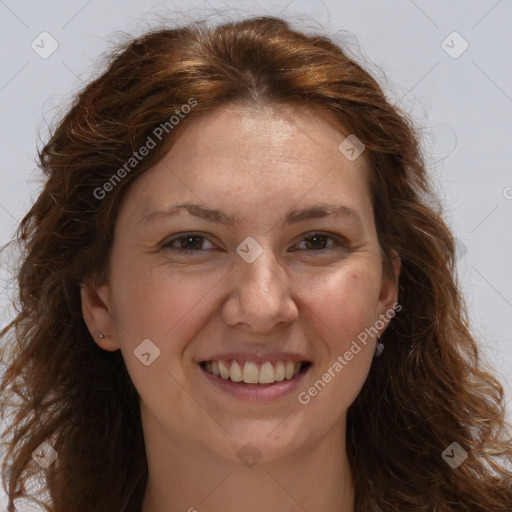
left=291, top=232, right=348, bottom=252
left=161, top=232, right=219, bottom=251
left=161, top=231, right=348, bottom=254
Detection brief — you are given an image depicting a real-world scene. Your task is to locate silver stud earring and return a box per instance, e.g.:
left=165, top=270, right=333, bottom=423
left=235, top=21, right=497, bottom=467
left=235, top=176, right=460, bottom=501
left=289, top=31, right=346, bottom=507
left=98, top=333, right=105, bottom=339
left=374, top=337, right=384, bottom=357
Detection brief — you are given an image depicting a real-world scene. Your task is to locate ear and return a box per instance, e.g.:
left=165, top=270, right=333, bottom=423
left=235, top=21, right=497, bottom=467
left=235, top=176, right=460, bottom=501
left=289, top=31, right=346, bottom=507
left=80, top=280, right=120, bottom=351
left=376, top=249, right=401, bottom=335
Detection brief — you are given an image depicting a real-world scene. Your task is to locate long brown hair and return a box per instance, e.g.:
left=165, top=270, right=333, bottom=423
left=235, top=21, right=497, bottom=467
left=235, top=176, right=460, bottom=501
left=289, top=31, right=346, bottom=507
left=1, top=15, right=511, bottom=512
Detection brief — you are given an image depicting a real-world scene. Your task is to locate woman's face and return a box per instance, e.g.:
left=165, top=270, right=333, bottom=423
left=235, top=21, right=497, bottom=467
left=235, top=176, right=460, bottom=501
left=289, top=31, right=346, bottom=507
left=82, top=102, right=399, bottom=465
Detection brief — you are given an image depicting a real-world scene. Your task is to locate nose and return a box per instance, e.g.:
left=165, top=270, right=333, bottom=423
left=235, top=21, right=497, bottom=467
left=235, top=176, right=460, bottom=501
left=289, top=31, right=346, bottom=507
left=221, top=246, right=299, bottom=333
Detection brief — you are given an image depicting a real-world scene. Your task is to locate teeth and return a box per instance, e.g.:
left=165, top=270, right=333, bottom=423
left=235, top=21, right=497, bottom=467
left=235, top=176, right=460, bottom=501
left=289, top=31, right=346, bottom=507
left=203, top=359, right=305, bottom=384
left=230, top=361, right=243, bottom=382
left=218, top=360, right=230, bottom=379
left=243, top=361, right=259, bottom=383
left=285, top=361, right=294, bottom=379
left=259, top=362, right=275, bottom=383
left=274, top=361, right=285, bottom=381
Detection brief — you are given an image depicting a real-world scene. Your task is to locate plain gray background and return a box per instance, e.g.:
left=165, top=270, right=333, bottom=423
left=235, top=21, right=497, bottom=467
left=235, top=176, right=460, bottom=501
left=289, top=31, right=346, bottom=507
left=1, top=0, right=511, bottom=508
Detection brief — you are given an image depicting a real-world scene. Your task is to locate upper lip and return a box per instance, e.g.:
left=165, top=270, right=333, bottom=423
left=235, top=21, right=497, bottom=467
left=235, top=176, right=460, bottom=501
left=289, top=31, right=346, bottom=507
left=198, top=352, right=311, bottom=364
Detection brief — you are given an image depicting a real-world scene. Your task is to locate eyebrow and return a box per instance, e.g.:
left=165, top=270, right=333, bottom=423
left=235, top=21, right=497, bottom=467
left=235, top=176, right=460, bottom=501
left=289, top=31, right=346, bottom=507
left=139, top=202, right=363, bottom=227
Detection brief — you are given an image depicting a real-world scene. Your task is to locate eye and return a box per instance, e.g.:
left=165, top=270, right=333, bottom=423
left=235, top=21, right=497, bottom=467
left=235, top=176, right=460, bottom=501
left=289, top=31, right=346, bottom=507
left=161, top=231, right=347, bottom=256
left=161, top=233, right=217, bottom=254
left=290, top=232, right=346, bottom=252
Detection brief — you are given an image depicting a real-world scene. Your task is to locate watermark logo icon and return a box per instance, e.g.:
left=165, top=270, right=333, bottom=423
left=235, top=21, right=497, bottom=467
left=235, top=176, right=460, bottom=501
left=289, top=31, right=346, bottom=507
left=442, top=442, right=468, bottom=469
left=31, top=32, right=59, bottom=59
left=338, top=134, right=365, bottom=161
left=134, top=338, right=161, bottom=366
left=32, top=441, right=58, bottom=469
left=236, top=236, right=263, bottom=263
left=237, top=442, right=262, bottom=468
left=441, top=32, right=469, bottom=59
left=454, top=238, right=468, bottom=262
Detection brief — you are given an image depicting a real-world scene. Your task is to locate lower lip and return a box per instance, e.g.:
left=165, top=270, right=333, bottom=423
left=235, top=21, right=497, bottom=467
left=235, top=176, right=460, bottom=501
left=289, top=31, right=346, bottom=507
left=199, top=364, right=311, bottom=401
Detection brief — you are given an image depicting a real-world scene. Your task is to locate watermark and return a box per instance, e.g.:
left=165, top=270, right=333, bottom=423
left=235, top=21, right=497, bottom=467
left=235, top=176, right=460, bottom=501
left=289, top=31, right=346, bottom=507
left=31, top=441, right=58, bottom=469
left=236, top=236, right=264, bottom=263
left=441, top=31, right=469, bottom=59
left=503, top=186, right=512, bottom=200
left=441, top=442, right=468, bottom=469
left=93, top=98, right=197, bottom=200
left=454, top=237, right=468, bottom=262
left=298, top=302, right=401, bottom=405
left=338, top=134, right=365, bottom=161
left=134, top=338, right=161, bottom=366
left=31, top=31, right=59, bottom=59
left=237, top=442, right=262, bottom=468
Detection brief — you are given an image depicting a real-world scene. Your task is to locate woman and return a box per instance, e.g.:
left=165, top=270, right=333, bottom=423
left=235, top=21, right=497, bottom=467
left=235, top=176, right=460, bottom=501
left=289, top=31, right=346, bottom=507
left=1, top=15, right=511, bottom=512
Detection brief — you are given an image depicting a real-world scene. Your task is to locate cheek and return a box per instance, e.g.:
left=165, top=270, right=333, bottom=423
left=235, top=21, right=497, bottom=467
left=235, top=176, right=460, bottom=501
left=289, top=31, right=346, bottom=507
left=299, top=262, right=382, bottom=348
left=108, top=269, right=211, bottom=413
left=109, top=260, right=227, bottom=384
left=294, top=263, right=382, bottom=410
left=110, top=253, right=224, bottom=337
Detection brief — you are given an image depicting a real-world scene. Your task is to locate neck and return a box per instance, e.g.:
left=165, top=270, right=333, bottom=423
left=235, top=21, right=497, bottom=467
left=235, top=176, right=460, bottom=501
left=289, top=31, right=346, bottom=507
left=140, top=408, right=355, bottom=512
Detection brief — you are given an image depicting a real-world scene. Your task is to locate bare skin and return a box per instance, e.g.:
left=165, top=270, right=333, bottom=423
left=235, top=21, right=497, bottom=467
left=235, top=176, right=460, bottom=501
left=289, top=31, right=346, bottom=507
left=81, top=102, right=400, bottom=512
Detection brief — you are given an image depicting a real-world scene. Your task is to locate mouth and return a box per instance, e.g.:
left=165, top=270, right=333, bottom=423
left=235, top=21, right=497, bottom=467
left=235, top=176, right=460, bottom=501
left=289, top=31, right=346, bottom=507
left=199, top=359, right=312, bottom=385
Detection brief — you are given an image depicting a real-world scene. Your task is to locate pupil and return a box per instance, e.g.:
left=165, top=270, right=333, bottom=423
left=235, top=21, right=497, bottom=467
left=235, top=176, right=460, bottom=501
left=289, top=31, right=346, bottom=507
left=183, top=236, right=201, bottom=250
left=307, top=235, right=326, bottom=250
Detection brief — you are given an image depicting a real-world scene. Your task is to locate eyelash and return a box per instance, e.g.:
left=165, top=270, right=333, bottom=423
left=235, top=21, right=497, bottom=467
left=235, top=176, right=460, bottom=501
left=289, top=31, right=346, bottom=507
left=161, top=232, right=347, bottom=255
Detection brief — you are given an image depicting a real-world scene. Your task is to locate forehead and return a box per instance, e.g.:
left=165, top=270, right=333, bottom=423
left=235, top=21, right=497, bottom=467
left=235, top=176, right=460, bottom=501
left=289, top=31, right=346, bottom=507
left=118, top=102, right=373, bottom=229
left=170, top=101, right=361, bottom=171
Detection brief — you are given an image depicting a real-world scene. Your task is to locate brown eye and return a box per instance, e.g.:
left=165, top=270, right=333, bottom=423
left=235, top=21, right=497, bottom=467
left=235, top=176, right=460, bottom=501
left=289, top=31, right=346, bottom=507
left=302, top=234, right=331, bottom=250
left=290, top=232, right=345, bottom=252
left=162, top=233, right=216, bottom=253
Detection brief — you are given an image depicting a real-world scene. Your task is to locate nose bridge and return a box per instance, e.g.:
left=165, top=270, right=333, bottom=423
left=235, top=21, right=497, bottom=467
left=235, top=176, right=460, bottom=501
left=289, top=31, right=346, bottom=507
left=238, top=245, right=286, bottom=302
left=224, top=240, right=297, bottom=330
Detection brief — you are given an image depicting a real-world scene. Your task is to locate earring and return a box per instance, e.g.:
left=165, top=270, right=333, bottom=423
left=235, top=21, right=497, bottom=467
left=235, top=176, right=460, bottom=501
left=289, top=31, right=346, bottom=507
left=98, top=333, right=105, bottom=339
left=374, top=337, right=384, bottom=357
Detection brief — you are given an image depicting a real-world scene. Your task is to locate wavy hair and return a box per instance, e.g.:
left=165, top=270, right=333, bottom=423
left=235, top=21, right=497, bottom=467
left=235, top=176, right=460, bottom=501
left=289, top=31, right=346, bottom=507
left=1, top=15, right=511, bottom=512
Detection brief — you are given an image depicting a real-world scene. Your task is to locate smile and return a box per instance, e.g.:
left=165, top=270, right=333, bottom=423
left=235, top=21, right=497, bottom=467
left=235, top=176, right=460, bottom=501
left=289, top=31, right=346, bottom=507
left=200, top=359, right=311, bottom=385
